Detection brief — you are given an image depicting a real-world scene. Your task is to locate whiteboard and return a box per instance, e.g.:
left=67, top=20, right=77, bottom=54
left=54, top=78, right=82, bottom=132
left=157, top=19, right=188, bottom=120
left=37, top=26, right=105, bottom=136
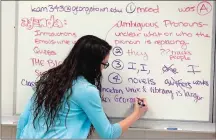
left=14, top=1, right=215, bottom=122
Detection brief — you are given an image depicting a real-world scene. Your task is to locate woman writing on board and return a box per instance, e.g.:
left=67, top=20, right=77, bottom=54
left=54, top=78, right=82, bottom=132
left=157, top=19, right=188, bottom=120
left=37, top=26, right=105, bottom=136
left=16, top=35, right=148, bottom=139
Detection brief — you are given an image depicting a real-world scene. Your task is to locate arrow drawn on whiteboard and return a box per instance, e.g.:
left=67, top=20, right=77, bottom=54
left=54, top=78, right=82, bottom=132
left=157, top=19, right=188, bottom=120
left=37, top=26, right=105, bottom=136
left=104, top=23, right=118, bottom=41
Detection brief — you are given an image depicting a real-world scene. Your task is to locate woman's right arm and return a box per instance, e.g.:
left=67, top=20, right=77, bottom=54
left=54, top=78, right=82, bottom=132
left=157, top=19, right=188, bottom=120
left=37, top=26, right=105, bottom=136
left=118, top=98, right=148, bottom=133
left=75, top=85, right=148, bottom=138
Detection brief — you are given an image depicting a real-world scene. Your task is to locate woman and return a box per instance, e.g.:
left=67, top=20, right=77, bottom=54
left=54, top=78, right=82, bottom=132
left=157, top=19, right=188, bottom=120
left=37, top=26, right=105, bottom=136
left=16, top=35, right=148, bottom=139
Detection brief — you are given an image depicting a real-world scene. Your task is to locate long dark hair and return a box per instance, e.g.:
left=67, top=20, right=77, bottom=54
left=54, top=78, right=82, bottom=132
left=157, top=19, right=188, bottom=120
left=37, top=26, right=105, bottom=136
left=32, top=35, right=112, bottom=137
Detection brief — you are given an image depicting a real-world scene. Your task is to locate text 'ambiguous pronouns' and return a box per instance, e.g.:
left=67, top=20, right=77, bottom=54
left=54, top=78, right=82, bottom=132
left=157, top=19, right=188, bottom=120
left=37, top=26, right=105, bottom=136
left=113, top=20, right=208, bottom=31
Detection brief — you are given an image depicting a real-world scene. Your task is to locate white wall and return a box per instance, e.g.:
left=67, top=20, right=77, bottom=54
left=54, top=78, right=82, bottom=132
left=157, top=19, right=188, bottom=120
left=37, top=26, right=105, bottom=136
left=1, top=1, right=16, bottom=115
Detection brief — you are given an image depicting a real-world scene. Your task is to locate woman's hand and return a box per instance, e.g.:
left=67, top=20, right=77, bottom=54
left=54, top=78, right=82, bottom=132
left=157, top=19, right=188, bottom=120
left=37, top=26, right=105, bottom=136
left=118, top=97, right=148, bottom=135
left=133, top=98, right=148, bottom=118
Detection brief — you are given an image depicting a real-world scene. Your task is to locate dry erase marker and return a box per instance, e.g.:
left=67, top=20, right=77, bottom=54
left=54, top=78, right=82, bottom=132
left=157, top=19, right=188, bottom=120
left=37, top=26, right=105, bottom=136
left=131, top=98, right=145, bottom=107
left=137, top=97, right=145, bottom=107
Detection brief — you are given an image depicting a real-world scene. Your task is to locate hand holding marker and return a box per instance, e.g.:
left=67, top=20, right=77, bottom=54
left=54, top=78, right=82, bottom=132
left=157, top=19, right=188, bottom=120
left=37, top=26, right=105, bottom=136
left=133, top=97, right=148, bottom=117
left=137, top=98, right=145, bottom=107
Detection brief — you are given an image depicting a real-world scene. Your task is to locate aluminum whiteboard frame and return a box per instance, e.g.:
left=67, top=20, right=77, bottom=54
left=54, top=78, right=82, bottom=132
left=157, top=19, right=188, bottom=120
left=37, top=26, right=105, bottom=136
left=12, top=1, right=216, bottom=124
left=213, top=0, right=216, bottom=124
left=13, top=1, right=19, bottom=116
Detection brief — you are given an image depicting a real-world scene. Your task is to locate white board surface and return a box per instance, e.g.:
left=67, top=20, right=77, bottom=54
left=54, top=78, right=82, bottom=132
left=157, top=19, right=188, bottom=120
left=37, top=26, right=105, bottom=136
left=15, top=1, right=215, bottom=122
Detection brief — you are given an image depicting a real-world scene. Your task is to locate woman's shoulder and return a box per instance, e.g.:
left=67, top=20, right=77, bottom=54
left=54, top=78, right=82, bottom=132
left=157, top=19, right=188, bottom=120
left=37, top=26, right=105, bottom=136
left=74, top=76, right=96, bottom=87
left=66, top=76, right=101, bottom=107
left=72, top=76, right=99, bottom=96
